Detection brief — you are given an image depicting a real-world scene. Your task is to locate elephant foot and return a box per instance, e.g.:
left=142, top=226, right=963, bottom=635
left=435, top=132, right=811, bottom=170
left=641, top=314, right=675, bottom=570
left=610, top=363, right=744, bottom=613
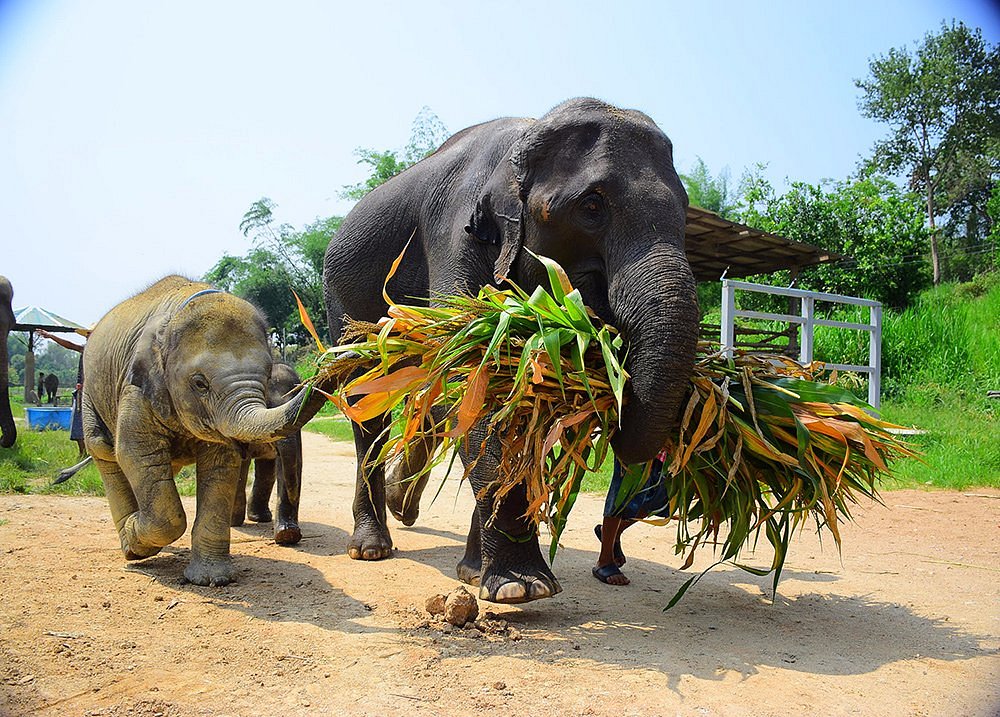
left=184, top=557, right=237, bottom=587
left=480, top=568, right=561, bottom=604
left=247, top=506, right=273, bottom=524
left=347, top=522, right=393, bottom=561
left=479, top=541, right=561, bottom=604
left=229, top=513, right=245, bottom=528
left=274, top=520, right=301, bottom=546
left=121, top=538, right=162, bottom=561
left=386, top=479, right=421, bottom=527
left=119, top=515, right=167, bottom=560
left=456, top=555, right=482, bottom=587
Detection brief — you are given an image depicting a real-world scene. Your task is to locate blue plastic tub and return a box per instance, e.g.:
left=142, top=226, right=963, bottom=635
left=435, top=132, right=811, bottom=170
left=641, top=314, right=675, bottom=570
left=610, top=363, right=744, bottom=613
left=26, top=406, right=73, bottom=431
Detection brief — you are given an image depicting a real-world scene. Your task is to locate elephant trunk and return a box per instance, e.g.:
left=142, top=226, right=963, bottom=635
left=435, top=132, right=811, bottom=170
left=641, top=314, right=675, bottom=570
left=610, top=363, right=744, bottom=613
left=216, top=380, right=332, bottom=444
left=606, top=239, right=699, bottom=465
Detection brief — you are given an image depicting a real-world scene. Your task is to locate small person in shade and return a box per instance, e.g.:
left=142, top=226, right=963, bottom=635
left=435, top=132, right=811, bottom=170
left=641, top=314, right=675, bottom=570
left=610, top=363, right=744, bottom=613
left=593, top=456, right=669, bottom=586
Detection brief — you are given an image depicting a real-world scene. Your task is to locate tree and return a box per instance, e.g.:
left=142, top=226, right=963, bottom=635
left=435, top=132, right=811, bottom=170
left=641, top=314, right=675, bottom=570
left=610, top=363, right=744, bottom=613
left=856, top=21, right=1000, bottom=284
left=5, top=333, right=79, bottom=390
left=680, top=158, right=737, bottom=218
left=341, top=106, right=449, bottom=200
left=206, top=198, right=342, bottom=352
left=340, top=150, right=414, bottom=201
left=736, top=167, right=931, bottom=309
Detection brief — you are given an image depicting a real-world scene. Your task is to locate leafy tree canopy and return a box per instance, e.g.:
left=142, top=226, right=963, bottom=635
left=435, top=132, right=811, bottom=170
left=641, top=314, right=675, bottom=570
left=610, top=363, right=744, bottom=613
left=736, top=166, right=932, bottom=309
left=856, top=20, right=1000, bottom=283
left=680, top=157, right=737, bottom=219
left=341, top=106, right=448, bottom=200
left=205, top=198, right=342, bottom=352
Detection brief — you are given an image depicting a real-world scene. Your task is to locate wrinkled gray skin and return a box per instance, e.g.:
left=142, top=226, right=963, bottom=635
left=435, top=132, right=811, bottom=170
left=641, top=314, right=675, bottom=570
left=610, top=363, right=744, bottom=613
left=231, top=362, right=304, bottom=545
left=0, top=276, right=15, bottom=448
left=83, top=276, right=300, bottom=586
left=319, top=98, right=700, bottom=604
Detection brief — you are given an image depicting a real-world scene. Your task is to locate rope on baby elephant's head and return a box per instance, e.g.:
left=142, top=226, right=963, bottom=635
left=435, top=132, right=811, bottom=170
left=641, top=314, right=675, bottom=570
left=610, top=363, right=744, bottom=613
left=177, top=288, right=223, bottom=312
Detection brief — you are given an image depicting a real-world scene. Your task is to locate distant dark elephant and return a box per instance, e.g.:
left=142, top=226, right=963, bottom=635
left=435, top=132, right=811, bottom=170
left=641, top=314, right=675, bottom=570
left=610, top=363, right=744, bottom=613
left=321, top=97, right=700, bottom=603
left=0, top=276, right=15, bottom=447
left=231, top=362, right=304, bottom=545
left=44, top=373, right=59, bottom=404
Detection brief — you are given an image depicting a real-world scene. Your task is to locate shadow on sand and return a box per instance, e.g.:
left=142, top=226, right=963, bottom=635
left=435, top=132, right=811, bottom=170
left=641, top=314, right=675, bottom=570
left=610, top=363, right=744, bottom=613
left=121, top=515, right=993, bottom=689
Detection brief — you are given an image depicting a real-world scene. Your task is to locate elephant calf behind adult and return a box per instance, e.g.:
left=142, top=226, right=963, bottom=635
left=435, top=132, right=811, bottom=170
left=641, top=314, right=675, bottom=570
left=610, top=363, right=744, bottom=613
left=231, top=362, right=305, bottom=546
left=83, top=276, right=300, bottom=586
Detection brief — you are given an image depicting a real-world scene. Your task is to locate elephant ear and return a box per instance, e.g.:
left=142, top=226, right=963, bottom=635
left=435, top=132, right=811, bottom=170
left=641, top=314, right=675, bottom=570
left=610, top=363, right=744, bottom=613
left=126, top=311, right=173, bottom=420
left=465, top=144, right=530, bottom=284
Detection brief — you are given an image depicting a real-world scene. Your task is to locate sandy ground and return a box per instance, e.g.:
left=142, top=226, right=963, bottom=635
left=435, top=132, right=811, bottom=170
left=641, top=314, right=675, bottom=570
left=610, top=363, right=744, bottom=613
left=1, top=430, right=998, bottom=717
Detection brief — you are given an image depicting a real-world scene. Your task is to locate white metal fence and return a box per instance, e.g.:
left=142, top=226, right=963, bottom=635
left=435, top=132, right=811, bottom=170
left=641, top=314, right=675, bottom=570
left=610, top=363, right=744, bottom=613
left=720, top=280, right=883, bottom=409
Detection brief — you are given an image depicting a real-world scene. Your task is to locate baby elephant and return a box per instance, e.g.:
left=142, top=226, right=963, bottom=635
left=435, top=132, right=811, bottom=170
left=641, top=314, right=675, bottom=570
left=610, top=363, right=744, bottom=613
left=83, top=276, right=305, bottom=586
left=231, top=362, right=304, bottom=545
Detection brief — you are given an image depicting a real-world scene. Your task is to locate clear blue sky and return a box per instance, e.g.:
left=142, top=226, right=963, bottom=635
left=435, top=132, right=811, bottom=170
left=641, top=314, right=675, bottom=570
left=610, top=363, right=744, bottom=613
left=1, top=0, right=997, bottom=326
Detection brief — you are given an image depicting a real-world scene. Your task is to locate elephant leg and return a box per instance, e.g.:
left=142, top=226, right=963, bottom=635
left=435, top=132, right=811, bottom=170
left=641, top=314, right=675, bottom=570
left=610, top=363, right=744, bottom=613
left=83, top=397, right=143, bottom=553
left=462, top=423, right=561, bottom=604
left=91, top=455, right=150, bottom=558
left=186, top=443, right=241, bottom=586
left=386, top=406, right=446, bottom=526
left=477, top=484, right=561, bottom=604
left=348, top=414, right=393, bottom=560
left=118, top=470, right=186, bottom=559
left=247, top=458, right=275, bottom=523
left=456, top=507, right=482, bottom=586
left=273, top=434, right=302, bottom=545
left=385, top=431, right=436, bottom=526
left=113, top=402, right=187, bottom=559
left=230, top=458, right=250, bottom=527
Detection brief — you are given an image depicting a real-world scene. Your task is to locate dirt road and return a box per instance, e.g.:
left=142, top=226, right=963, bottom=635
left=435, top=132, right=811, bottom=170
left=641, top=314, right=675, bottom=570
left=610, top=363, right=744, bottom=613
left=1, top=431, right=998, bottom=716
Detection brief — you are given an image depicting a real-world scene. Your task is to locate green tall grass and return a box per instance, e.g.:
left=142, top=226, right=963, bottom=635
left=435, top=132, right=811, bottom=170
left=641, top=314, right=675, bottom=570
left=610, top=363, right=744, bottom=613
left=0, top=420, right=197, bottom=497
left=880, top=275, right=1000, bottom=404
left=0, top=427, right=104, bottom=495
left=813, top=275, right=999, bottom=489
left=813, top=273, right=1000, bottom=403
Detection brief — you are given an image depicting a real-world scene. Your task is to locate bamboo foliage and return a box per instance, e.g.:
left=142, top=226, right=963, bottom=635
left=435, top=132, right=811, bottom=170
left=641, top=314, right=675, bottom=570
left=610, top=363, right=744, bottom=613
left=305, top=253, right=918, bottom=603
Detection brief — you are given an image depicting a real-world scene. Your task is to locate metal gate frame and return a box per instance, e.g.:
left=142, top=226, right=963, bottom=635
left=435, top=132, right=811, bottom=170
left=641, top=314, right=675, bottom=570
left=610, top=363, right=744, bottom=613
left=720, top=279, right=883, bottom=409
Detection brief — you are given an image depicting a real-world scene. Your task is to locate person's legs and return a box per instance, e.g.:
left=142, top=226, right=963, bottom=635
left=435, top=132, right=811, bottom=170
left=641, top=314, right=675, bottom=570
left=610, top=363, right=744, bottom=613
left=593, top=515, right=632, bottom=585
left=594, top=460, right=634, bottom=585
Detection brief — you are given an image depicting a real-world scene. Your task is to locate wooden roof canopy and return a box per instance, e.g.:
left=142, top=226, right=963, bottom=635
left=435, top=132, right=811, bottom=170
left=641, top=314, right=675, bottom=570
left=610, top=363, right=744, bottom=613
left=684, top=205, right=840, bottom=282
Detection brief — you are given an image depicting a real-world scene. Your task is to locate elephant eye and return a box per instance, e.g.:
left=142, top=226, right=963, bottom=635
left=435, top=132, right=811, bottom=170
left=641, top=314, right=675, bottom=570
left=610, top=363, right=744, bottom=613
left=191, top=374, right=210, bottom=394
left=579, top=192, right=606, bottom=220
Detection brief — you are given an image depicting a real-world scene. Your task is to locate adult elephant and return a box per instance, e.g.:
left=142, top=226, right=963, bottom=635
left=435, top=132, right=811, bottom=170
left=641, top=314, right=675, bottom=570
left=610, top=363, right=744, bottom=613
left=0, top=276, right=15, bottom=447
left=44, top=373, right=59, bottom=404
left=320, top=98, right=700, bottom=604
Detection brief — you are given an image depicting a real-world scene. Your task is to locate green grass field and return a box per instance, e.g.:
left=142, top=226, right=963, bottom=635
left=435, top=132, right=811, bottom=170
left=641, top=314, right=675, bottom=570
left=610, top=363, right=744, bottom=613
left=0, top=396, right=198, bottom=496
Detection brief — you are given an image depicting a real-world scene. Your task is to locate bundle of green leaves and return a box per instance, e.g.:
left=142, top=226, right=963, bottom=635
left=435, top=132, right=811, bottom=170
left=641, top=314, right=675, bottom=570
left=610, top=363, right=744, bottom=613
left=303, top=252, right=918, bottom=602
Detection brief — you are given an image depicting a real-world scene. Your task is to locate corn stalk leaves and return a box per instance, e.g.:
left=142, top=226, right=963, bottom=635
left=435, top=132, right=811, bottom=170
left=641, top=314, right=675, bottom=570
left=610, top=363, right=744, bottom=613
left=293, top=290, right=326, bottom=353
left=300, top=255, right=919, bottom=608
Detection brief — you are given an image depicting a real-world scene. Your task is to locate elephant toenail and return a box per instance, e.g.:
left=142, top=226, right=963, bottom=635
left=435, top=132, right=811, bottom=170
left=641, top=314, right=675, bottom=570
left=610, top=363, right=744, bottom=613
left=493, top=583, right=527, bottom=602
left=529, top=580, right=553, bottom=599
